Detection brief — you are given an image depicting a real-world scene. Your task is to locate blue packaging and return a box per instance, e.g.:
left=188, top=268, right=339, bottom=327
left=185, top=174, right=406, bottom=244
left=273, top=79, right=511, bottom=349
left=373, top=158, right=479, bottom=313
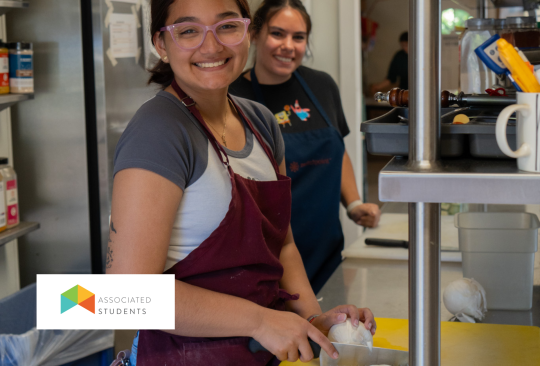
left=8, top=42, right=33, bottom=93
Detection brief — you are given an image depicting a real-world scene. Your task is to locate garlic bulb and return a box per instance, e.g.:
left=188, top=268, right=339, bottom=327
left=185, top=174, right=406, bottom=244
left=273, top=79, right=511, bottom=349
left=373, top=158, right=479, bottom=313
left=328, top=319, right=373, bottom=350
left=443, top=278, right=487, bottom=323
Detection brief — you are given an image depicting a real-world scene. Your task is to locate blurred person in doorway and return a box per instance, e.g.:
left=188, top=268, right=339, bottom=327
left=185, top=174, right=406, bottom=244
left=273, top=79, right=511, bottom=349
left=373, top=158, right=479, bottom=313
left=370, top=31, right=408, bottom=95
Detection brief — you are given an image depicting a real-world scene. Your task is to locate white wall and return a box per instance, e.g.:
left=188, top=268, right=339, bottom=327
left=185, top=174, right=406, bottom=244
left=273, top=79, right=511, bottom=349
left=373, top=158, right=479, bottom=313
left=303, top=0, right=340, bottom=82
left=338, top=0, right=364, bottom=248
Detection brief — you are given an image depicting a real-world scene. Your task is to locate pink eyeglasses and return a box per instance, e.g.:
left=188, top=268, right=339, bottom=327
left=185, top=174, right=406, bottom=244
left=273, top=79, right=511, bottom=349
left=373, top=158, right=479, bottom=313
left=160, top=18, right=251, bottom=50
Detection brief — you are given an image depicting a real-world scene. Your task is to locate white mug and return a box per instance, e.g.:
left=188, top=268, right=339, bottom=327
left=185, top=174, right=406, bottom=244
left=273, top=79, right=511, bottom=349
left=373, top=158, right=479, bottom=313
left=496, top=92, right=540, bottom=172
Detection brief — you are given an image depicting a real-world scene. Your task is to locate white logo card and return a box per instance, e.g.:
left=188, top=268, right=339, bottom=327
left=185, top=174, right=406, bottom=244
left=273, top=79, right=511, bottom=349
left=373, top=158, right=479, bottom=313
left=37, top=274, right=175, bottom=330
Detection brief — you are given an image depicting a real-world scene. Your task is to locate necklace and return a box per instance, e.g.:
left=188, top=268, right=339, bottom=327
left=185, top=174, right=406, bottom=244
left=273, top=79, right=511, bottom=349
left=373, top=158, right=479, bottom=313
left=207, top=119, right=227, bottom=147
left=206, top=98, right=235, bottom=147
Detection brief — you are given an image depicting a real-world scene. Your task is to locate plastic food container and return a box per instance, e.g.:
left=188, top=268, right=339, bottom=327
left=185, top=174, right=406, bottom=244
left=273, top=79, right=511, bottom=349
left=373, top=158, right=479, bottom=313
left=506, top=16, right=540, bottom=49
left=455, top=212, right=539, bottom=310
left=460, top=18, right=497, bottom=94
left=360, top=107, right=516, bottom=158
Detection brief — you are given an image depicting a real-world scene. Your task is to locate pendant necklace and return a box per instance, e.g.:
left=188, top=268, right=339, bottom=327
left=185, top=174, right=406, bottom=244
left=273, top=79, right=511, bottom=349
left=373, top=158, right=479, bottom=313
left=206, top=98, right=235, bottom=147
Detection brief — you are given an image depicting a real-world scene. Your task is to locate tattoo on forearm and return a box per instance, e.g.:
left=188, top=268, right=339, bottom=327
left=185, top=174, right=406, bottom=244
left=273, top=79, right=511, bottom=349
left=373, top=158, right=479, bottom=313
left=106, top=221, right=116, bottom=269
left=106, top=245, right=113, bottom=269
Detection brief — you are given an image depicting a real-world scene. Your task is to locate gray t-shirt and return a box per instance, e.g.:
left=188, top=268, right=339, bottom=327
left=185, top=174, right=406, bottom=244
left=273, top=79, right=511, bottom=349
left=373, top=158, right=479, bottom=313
left=114, top=90, right=285, bottom=270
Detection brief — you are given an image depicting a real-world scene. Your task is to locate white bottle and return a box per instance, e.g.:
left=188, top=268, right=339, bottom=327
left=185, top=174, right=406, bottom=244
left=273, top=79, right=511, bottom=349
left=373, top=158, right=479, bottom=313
left=460, top=18, right=497, bottom=94
left=0, top=158, right=19, bottom=228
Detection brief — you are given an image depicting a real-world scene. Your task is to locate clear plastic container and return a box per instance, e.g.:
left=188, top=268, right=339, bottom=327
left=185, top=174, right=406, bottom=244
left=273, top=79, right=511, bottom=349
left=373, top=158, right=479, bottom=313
left=455, top=212, right=540, bottom=310
left=506, top=16, right=540, bottom=49
left=494, top=18, right=506, bottom=36
left=500, top=18, right=515, bottom=45
left=460, top=18, right=497, bottom=94
left=0, top=158, right=19, bottom=228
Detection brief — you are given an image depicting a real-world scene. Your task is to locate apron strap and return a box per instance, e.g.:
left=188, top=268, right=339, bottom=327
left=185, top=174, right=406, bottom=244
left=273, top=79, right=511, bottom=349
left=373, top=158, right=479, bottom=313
left=228, top=95, right=281, bottom=174
left=172, top=79, right=281, bottom=175
left=250, top=68, right=266, bottom=105
left=293, top=70, right=334, bottom=129
left=171, top=79, right=231, bottom=169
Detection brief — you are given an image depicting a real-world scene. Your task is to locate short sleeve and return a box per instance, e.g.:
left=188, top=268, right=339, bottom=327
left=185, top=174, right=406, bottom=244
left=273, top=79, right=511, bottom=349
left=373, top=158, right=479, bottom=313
left=232, top=96, right=286, bottom=166
left=330, top=81, right=350, bottom=138
left=319, top=70, right=350, bottom=138
left=113, top=96, right=195, bottom=190
left=269, top=113, right=285, bottom=165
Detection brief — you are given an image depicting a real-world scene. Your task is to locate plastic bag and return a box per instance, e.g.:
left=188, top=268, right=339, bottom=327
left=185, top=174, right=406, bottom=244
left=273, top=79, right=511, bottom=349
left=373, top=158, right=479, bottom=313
left=460, top=30, right=498, bottom=94
left=0, top=328, right=114, bottom=366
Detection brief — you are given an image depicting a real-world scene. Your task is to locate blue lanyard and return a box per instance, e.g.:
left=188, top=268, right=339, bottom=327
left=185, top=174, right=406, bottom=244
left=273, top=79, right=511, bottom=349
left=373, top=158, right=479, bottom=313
left=249, top=67, right=334, bottom=128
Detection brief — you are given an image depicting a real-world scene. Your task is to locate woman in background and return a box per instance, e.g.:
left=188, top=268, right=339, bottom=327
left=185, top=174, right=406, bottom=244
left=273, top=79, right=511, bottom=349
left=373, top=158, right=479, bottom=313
left=230, top=0, right=381, bottom=294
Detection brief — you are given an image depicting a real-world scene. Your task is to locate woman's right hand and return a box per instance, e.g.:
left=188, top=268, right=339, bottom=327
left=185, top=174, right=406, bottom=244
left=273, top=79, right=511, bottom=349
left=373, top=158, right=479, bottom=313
left=252, top=309, right=339, bottom=363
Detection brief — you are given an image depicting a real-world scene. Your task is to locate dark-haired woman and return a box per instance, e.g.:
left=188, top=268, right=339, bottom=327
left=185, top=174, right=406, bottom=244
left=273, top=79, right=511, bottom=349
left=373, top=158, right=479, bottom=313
left=107, top=0, right=376, bottom=365
left=230, top=0, right=381, bottom=294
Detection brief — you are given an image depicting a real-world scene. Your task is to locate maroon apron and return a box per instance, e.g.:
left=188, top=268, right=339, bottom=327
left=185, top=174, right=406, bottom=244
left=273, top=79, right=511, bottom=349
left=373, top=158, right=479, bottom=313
left=136, top=80, right=297, bottom=366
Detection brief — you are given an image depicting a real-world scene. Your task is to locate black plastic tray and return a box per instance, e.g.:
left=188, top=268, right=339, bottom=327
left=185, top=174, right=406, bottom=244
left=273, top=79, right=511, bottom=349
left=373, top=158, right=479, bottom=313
left=361, top=107, right=516, bottom=158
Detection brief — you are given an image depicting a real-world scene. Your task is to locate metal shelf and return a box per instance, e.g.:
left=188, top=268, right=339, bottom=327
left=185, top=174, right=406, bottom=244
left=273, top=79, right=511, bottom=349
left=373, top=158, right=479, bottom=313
left=379, top=157, right=540, bottom=204
left=0, top=1, right=28, bottom=16
left=0, top=93, right=33, bottom=112
left=0, top=221, right=39, bottom=247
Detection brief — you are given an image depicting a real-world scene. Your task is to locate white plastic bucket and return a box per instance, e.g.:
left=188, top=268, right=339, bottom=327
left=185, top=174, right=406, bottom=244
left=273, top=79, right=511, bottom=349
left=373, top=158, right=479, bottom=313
left=454, top=212, right=539, bottom=310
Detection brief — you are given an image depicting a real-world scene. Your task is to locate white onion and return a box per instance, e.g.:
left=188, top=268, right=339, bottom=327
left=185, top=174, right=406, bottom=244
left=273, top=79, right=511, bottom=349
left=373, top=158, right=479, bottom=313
left=328, top=319, right=373, bottom=350
left=443, top=278, right=487, bottom=322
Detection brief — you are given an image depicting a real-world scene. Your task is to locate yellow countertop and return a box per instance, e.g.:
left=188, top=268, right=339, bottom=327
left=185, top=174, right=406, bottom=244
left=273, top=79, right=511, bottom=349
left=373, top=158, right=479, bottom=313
left=280, top=317, right=540, bottom=365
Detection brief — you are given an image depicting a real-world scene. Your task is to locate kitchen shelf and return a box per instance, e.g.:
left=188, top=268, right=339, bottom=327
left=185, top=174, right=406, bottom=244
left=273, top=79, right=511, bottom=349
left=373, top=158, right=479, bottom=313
left=0, top=93, right=33, bottom=112
left=0, top=221, right=39, bottom=247
left=379, top=157, right=540, bottom=204
left=0, top=1, right=29, bottom=16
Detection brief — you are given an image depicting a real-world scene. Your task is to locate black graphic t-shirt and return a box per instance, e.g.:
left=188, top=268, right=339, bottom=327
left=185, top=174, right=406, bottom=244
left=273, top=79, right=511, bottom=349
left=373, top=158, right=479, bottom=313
left=229, top=66, right=350, bottom=136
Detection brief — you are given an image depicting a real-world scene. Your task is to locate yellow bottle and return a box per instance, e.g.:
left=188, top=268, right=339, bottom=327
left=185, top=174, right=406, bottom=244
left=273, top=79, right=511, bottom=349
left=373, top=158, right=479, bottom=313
left=0, top=42, right=9, bottom=94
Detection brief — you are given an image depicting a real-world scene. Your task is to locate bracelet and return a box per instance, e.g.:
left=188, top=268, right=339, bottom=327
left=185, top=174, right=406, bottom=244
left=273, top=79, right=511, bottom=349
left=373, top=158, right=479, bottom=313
left=307, top=314, right=320, bottom=323
left=346, top=200, right=363, bottom=218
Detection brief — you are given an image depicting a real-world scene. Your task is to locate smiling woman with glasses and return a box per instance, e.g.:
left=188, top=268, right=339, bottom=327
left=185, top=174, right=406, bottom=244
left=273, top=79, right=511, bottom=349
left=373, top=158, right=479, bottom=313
left=107, top=1, right=374, bottom=365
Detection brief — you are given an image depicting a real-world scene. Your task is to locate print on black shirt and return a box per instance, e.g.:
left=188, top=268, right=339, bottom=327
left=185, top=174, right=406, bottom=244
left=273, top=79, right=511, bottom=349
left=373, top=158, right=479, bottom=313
left=275, top=100, right=311, bottom=127
left=229, top=66, right=350, bottom=137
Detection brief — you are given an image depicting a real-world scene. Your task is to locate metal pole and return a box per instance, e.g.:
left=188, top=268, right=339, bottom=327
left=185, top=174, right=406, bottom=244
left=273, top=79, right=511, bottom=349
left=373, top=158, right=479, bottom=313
left=408, top=0, right=441, bottom=364
left=408, top=203, right=440, bottom=365
left=477, top=0, right=487, bottom=19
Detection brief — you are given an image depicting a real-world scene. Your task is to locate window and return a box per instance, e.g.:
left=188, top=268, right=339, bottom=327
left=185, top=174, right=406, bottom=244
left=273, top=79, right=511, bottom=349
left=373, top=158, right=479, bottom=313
left=442, top=8, right=473, bottom=34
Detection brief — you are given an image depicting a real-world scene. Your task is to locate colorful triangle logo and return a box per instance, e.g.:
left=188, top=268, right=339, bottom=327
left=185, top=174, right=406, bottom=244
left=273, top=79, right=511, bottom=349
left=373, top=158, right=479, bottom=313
left=60, top=285, right=95, bottom=314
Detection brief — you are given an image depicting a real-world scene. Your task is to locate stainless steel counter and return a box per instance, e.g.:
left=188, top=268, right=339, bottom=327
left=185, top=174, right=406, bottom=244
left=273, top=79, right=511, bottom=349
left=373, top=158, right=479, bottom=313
left=379, top=157, right=540, bottom=204
left=317, top=257, right=540, bottom=327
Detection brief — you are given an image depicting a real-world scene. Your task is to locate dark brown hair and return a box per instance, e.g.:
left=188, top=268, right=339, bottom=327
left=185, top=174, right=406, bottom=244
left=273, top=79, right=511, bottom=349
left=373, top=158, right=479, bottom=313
left=252, top=0, right=312, bottom=39
left=148, top=0, right=252, bottom=87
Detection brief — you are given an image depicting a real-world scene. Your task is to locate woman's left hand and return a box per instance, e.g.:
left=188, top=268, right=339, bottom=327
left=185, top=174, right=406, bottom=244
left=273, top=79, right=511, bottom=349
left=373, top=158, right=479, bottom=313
left=349, top=203, right=381, bottom=228
left=310, top=305, right=376, bottom=336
